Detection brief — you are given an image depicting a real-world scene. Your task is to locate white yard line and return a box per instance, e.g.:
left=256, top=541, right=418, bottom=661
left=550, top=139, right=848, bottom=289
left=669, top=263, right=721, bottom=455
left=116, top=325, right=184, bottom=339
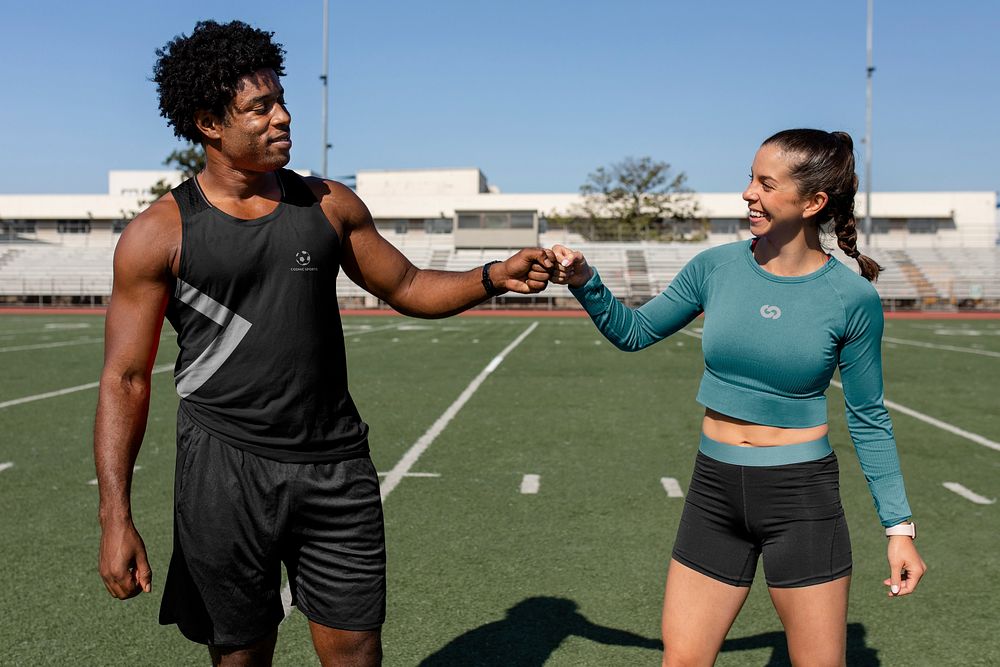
left=883, top=336, right=1000, bottom=359
left=88, top=465, right=142, bottom=486
left=379, top=322, right=539, bottom=502
left=3, top=316, right=486, bottom=622
left=681, top=328, right=999, bottom=453
left=0, top=324, right=93, bottom=336
left=660, top=477, right=684, bottom=497
left=520, top=474, right=540, bottom=494
left=343, top=323, right=407, bottom=337
left=2, top=324, right=393, bottom=410
left=0, top=364, right=174, bottom=410
left=0, top=462, right=14, bottom=474
left=828, top=380, right=1000, bottom=452
left=943, top=482, right=996, bottom=505
left=280, top=581, right=294, bottom=618
left=376, top=472, right=440, bottom=478
left=0, top=337, right=104, bottom=353
left=283, top=321, right=540, bottom=619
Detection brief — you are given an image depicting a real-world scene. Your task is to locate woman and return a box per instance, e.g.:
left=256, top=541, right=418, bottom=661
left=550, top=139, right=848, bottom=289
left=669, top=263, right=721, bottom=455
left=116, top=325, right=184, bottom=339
left=551, top=129, right=926, bottom=666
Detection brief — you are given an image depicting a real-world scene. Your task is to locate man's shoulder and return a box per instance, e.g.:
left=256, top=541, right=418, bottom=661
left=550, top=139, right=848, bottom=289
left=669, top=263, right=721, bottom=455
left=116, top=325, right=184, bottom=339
left=129, top=191, right=181, bottom=232
left=299, top=175, right=361, bottom=202
left=298, top=175, right=372, bottom=227
left=116, top=192, right=181, bottom=270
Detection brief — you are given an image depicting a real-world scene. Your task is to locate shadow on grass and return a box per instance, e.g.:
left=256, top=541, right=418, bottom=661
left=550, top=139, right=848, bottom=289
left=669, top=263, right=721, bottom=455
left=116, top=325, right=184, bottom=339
left=419, top=598, right=879, bottom=667
left=417, top=596, right=661, bottom=666
left=721, top=622, right=879, bottom=666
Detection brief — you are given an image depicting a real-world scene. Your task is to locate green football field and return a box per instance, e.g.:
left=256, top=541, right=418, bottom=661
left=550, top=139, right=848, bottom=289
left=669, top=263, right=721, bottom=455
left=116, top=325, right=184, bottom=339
left=1, top=312, right=997, bottom=666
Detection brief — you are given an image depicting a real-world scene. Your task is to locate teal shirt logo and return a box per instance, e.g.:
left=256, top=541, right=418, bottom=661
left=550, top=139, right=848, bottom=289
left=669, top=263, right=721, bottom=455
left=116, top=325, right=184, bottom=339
left=759, top=304, right=782, bottom=320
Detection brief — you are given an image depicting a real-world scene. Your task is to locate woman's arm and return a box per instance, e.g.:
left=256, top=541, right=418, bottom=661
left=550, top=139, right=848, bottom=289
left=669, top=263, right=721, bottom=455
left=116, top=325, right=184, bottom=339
left=838, top=291, right=911, bottom=526
left=552, top=244, right=704, bottom=351
left=839, top=289, right=926, bottom=596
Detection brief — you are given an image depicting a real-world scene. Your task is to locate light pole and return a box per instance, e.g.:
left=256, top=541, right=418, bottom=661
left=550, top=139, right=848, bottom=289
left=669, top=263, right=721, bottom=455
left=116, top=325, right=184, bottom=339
left=320, top=0, right=331, bottom=178
left=864, top=0, right=874, bottom=247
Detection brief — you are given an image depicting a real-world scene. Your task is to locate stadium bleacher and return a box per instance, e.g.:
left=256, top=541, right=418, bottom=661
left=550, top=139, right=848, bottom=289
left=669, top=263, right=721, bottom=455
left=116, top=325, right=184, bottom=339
left=2, top=235, right=999, bottom=309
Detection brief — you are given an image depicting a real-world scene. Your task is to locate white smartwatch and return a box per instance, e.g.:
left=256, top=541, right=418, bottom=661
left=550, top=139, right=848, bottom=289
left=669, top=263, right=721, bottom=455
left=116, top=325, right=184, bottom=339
left=885, top=521, right=916, bottom=539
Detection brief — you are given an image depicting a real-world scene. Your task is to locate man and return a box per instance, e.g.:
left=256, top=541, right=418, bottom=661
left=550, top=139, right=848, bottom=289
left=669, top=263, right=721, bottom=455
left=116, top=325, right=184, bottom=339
left=95, top=20, right=553, bottom=666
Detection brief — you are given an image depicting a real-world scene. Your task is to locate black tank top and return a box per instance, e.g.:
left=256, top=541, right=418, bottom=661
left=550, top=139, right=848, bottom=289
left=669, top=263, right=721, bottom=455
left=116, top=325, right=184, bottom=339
left=164, top=169, right=369, bottom=462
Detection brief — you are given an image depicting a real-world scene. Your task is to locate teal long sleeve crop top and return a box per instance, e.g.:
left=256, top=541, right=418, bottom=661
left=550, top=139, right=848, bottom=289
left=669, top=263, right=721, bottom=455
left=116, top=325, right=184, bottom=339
left=570, top=240, right=911, bottom=526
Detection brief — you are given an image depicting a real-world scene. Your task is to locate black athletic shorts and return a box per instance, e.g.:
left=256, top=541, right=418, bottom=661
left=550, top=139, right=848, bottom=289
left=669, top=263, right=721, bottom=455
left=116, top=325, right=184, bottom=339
left=672, top=442, right=852, bottom=588
left=159, top=409, right=386, bottom=646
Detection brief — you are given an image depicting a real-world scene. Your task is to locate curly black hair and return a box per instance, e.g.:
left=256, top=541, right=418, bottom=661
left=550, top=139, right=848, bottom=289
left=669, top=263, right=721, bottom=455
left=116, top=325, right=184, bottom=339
left=153, top=20, right=286, bottom=143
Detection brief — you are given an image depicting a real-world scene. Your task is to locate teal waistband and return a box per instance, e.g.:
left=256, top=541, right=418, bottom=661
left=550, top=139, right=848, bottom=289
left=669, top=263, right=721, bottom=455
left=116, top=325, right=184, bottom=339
left=699, top=433, right=833, bottom=467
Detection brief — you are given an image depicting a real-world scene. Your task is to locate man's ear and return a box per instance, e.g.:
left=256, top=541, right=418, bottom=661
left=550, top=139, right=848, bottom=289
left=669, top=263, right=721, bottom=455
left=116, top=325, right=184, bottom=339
left=801, top=191, right=829, bottom=220
left=193, top=109, right=224, bottom=141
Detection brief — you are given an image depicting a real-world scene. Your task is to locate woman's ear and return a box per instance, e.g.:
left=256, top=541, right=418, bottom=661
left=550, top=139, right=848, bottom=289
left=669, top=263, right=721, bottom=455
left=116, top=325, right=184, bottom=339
left=801, top=191, right=829, bottom=220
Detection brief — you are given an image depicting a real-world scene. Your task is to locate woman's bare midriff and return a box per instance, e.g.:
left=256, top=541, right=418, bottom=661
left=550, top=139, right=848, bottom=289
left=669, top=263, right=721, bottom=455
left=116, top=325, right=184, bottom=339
left=701, top=408, right=829, bottom=447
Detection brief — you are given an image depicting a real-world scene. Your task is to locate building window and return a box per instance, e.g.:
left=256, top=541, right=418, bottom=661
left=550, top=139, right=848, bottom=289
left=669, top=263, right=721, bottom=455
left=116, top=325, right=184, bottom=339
left=455, top=211, right=536, bottom=230
left=907, top=218, right=940, bottom=234
left=2, top=220, right=36, bottom=234
left=510, top=213, right=533, bottom=229
left=424, top=218, right=453, bottom=234
left=866, top=218, right=891, bottom=234
left=709, top=218, right=740, bottom=234
left=373, top=219, right=408, bottom=234
left=853, top=218, right=949, bottom=235
left=56, top=220, right=92, bottom=234
left=113, top=219, right=129, bottom=233
left=486, top=213, right=512, bottom=229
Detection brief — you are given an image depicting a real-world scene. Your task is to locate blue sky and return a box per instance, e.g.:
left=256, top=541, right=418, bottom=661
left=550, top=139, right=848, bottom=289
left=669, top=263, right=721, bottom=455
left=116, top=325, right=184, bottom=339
left=2, top=0, right=998, bottom=195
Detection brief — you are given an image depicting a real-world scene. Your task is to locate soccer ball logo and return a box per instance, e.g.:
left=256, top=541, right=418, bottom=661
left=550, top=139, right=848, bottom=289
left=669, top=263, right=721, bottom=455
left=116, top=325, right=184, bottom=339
left=295, top=251, right=311, bottom=266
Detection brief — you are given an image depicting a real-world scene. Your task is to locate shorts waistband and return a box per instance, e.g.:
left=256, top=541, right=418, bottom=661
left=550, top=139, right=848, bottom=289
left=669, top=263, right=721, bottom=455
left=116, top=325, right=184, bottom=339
left=699, top=433, right=832, bottom=467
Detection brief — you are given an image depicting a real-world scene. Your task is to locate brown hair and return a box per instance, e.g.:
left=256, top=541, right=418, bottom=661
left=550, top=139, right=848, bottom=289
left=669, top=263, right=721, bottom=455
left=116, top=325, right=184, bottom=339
left=762, top=129, right=881, bottom=281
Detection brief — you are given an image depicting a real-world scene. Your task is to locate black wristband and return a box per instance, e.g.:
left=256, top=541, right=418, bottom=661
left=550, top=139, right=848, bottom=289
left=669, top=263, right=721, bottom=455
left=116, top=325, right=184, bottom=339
left=482, top=261, right=502, bottom=297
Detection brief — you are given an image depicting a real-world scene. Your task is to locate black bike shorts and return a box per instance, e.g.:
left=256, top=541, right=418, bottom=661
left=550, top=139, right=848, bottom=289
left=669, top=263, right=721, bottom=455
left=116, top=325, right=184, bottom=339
left=159, top=409, right=386, bottom=646
left=671, top=435, right=852, bottom=588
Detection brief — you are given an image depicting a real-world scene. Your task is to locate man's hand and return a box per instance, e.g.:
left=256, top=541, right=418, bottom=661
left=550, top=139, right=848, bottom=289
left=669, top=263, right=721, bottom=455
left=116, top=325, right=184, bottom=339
left=496, top=248, right=555, bottom=294
left=98, top=518, right=152, bottom=599
left=550, top=244, right=593, bottom=288
left=884, top=536, right=926, bottom=597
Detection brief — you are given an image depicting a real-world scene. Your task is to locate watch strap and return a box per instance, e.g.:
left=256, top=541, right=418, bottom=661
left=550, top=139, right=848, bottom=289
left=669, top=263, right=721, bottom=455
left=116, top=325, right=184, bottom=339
left=482, top=261, right=502, bottom=297
left=885, top=521, right=916, bottom=538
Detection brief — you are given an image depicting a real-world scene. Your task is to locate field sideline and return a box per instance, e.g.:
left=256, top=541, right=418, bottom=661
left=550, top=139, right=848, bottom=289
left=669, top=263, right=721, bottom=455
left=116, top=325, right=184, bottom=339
left=1, top=312, right=997, bottom=665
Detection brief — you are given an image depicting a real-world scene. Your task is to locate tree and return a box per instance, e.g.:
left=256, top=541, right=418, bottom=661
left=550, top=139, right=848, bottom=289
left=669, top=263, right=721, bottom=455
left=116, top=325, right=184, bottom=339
left=547, top=156, right=703, bottom=242
left=120, top=143, right=206, bottom=226
left=149, top=143, right=206, bottom=199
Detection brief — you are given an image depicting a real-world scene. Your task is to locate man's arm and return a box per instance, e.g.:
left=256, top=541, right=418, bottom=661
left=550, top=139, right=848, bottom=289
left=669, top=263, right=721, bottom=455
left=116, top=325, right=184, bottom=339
left=308, top=179, right=553, bottom=318
left=95, top=198, right=177, bottom=599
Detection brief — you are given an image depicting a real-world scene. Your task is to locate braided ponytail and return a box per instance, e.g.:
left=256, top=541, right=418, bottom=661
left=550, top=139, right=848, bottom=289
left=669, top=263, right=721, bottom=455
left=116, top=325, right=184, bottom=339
left=763, top=129, right=882, bottom=282
left=830, top=188, right=882, bottom=281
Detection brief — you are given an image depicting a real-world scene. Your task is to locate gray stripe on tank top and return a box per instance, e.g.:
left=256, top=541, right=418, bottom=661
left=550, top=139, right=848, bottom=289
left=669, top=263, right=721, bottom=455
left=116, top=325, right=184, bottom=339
left=173, top=278, right=253, bottom=398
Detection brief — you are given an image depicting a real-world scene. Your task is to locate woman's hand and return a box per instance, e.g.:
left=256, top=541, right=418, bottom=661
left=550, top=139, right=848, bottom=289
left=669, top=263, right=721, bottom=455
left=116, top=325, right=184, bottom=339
left=884, top=536, right=927, bottom=597
left=550, top=244, right=593, bottom=288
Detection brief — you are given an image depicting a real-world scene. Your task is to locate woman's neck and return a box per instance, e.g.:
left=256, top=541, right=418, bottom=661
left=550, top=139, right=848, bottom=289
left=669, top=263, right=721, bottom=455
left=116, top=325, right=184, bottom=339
left=753, top=227, right=828, bottom=277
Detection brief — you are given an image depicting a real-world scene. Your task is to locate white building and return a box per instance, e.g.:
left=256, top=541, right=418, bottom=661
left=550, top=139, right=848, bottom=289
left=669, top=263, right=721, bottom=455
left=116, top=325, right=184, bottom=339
left=0, top=167, right=995, bottom=249
left=1, top=168, right=997, bottom=308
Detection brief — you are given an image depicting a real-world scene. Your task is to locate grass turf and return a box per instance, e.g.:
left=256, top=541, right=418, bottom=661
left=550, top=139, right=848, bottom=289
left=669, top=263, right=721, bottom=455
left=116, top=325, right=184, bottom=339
left=0, top=313, right=997, bottom=665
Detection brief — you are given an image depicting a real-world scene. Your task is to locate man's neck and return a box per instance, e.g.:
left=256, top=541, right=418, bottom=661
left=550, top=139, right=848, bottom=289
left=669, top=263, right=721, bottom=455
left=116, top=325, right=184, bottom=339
left=198, top=157, right=279, bottom=202
left=193, top=152, right=283, bottom=220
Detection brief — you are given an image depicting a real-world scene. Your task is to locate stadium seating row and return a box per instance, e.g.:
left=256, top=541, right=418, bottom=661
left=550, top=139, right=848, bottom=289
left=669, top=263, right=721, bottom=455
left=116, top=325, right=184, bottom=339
left=1, top=240, right=998, bottom=306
